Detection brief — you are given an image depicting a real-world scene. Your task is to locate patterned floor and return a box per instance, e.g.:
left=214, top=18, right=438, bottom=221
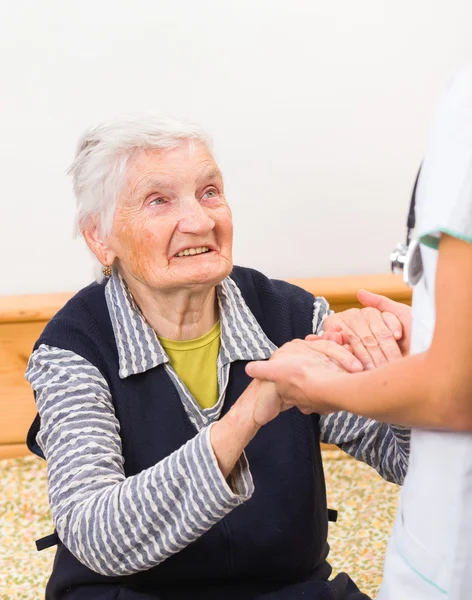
left=0, top=451, right=400, bottom=599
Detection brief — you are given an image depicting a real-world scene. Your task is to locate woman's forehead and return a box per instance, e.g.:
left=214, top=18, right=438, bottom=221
left=127, top=143, right=220, bottom=187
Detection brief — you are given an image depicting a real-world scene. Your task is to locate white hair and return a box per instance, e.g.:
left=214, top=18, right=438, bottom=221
left=69, top=112, right=212, bottom=239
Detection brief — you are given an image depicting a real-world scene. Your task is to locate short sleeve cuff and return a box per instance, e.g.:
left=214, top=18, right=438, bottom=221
left=420, top=229, right=472, bottom=250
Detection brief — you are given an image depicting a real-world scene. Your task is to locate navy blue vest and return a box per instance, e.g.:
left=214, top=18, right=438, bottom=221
left=28, top=267, right=336, bottom=600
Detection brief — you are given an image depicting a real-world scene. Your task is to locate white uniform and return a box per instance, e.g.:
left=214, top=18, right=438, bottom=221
left=378, top=68, right=472, bottom=599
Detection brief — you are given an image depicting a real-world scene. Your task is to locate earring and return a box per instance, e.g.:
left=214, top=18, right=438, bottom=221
left=103, top=265, right=112, bottom=278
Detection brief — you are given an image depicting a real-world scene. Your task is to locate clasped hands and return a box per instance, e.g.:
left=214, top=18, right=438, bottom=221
left=245, top=290, right=412, bottom=426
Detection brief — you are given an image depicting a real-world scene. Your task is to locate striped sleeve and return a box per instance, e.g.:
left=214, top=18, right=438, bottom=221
left=26, top=345, right=253, bottom=576
left=319, top=412, right=410, bottom=485
left=312, top=297, right=333, bottom=335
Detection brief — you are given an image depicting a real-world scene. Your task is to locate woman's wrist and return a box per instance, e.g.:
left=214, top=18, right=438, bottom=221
left=226, top=383, right=261, bottom=436
left=210, top=382, right=260, bottom=478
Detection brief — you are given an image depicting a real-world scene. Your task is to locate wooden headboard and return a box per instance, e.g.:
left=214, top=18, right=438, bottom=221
left=0, top=274, right=411, bottom=459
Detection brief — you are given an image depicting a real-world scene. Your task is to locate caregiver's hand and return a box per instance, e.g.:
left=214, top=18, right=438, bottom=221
left=318, top=294, right=406, bottom=370
left=248, top=338, right=363, bottom=420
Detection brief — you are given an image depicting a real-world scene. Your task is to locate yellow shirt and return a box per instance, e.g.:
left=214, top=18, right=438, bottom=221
left=158, top=321, right=221, bottom=410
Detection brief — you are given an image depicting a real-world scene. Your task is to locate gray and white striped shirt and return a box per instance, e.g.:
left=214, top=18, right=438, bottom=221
left=26, top=271, right=409, bottom=576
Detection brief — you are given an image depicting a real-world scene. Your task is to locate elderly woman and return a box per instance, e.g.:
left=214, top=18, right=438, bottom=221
left=26, top=113, right=409, bottom=600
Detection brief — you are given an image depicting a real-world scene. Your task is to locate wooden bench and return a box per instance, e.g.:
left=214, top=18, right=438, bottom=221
left=0, top=274, right=411, bottom=459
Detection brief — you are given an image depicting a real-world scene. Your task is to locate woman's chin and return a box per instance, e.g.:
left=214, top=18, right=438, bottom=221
left=171, top=256, right=232, bottom=287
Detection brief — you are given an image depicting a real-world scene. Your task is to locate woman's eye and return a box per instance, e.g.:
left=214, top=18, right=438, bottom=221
left=202, top=189, right=218, bottom=199
left=149, top=197, right=166, bottom=206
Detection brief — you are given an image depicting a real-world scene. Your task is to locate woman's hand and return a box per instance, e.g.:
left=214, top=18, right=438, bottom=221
left=212, top=338, right=363, bottom=476
left=357, top=289, right=412, bottom=356
left=249, top=338, right=363, bottom=419
left=320, top=291, right=411, bottom=369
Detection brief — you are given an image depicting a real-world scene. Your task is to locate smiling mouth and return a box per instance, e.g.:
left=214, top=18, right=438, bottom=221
left=175, top=246, right=213, bottom=258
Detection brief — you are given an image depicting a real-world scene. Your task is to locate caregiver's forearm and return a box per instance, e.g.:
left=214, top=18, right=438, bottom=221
left=316, top=352, right=472, bottom=431
left=210, top=381, right=261, bottom=478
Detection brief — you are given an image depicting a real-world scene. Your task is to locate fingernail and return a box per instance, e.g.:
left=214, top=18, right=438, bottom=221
left=394, top=330, right=402, bottom=339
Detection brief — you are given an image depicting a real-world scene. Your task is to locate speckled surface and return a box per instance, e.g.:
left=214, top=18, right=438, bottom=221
left=0, top=451, right=399, bottom=599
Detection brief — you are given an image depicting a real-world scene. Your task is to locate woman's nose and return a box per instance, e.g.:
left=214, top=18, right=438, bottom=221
left=177, top=201, right=215, bottom=234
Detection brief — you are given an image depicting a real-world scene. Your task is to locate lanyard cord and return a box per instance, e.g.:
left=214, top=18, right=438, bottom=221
left=406, top=165, right=422, bottom=246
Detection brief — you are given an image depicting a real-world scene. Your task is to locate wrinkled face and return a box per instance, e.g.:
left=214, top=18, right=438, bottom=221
left=102, top=142, right=233, bottom=291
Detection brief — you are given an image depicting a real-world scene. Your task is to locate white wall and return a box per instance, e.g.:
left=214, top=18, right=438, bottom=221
left=1, top=0, right=471, bottom=295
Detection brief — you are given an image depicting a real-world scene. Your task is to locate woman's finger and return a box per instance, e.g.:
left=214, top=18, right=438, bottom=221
left=362, top=308, right=402, bottom=363
left=303, top=340, right=363, bottom=373
left=330, top=321, right=375, bottom=370
left=340, top=311, right=390, bottom=368
left=358, top=289, right=412, bottom=353
left=320, top=331, right=344, bottom=345
left=306, top=331, right=350, bottom=346
left=381, top=311, right=403, bottom=341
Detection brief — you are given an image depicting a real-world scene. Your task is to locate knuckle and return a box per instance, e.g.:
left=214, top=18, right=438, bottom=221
left=361, top=335, right=379, bottom=347
left=385, top=345, right=401, bottom=356
left=377, top=329, right=394, bottom=341
left=276, top=347, right=289, bottom=358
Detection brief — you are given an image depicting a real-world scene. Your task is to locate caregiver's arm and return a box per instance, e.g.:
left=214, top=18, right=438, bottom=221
left=247, top=234, right=472, bottom=431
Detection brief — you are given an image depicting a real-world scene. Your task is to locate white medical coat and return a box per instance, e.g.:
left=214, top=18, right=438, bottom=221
left=378, top=67, right=472, bottom=600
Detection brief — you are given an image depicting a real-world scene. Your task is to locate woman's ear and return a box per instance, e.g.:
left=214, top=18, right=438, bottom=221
left=82, top=221, right=117, bottom=267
